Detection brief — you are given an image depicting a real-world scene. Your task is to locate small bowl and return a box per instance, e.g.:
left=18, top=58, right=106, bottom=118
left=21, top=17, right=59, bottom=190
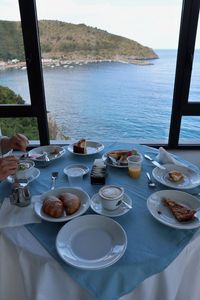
left=16, top=159, right=35, bottom=179
left=98, top=185, right=124, bottom=211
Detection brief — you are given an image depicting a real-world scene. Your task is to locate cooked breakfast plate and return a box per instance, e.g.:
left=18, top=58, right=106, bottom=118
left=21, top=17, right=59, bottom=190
left=152, top=163, right=200, bottom=189
left=102, top=149, right=139, bottom=168
left=28, top=145, right=65, bottom=165
left=34, top=187, right=90, bottom=222
left=67, top=141, right=104, bottom=155
left=56, top=215, right=127, bottom=270
left=147, top=190, right=200, bottom=229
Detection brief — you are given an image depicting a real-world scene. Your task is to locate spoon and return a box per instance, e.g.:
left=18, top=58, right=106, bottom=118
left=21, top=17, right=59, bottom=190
left=51, top=171, right=59, bottom=190
left=116, top=199, right=132, bottom=209
left=146, top=172, right=156, bottom=187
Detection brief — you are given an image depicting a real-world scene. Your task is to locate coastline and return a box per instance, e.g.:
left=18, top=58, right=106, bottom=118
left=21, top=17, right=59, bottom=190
left=0, top=57, right=156, bottom=71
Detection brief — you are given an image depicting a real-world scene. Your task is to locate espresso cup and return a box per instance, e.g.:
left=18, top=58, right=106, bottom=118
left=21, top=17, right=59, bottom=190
left=98, top=185, right=124, bottom=210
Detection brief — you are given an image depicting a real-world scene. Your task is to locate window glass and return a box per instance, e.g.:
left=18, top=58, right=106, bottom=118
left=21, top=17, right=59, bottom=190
left=1, top=0, right=182, bottom=143
left=0, top=117, right=39, bottom=140
left=180, top=116, right=200, bottom=144
left=179, top=20, right=200, bottom=143
left=0, top=1, right=30, bottom=105
left=188, top=21, right=200, bottom=102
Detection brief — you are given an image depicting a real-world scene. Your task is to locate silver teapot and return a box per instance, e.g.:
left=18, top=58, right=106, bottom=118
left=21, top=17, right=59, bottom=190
left=10, top=182, right=31, bottom=207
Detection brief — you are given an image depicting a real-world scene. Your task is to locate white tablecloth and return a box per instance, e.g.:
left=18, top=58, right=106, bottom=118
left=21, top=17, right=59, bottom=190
left=1, top=226, right=200, bottom=300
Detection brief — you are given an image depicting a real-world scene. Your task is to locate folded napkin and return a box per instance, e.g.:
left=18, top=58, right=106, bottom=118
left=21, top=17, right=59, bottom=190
left=156, top=147, right=185, bottom=166
left=0, top=195, right=41, bottom=229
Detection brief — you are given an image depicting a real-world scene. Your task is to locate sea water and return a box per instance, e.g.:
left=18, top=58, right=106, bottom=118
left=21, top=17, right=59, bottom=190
left=0, top=49, right=199, bottom=142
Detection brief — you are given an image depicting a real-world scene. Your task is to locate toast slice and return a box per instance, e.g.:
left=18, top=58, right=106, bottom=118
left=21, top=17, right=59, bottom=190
left=163, top=198, right=196, bottom=222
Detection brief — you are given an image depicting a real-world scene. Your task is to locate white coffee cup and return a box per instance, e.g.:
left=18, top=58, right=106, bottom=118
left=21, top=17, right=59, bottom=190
left=98, top=185, right=124, bottom=210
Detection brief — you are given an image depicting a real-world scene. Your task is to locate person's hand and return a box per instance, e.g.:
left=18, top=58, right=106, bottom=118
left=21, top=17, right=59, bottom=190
left=9, top=134, right=29, bottom=152
left=0, top=156, right=19, bottom=180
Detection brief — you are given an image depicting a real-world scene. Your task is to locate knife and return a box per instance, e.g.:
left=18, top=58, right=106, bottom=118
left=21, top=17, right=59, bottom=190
left=143, top=154, right=166, bottom=170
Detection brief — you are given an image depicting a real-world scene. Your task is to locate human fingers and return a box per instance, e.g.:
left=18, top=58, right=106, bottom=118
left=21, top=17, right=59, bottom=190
left=0, top=159, right=19, bottom=180
left=11, top=134, right=29, bottom=151
left=3, top=156, right=19, bottom=163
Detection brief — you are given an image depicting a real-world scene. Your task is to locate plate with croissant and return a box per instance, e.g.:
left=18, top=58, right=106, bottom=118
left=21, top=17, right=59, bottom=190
left=34, top=187, right=90, bottom=222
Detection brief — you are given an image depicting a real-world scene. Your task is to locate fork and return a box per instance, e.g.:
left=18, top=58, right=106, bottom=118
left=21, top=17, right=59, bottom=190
left=51, top=172, right=59, bottom=190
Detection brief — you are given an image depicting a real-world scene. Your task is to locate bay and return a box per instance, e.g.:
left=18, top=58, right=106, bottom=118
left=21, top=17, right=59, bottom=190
left=0, top=49, right=199, bottom=142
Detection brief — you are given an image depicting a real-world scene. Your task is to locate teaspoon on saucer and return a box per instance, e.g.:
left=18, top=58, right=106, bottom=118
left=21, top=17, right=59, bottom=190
left=116, top=199, right=132, bottom=209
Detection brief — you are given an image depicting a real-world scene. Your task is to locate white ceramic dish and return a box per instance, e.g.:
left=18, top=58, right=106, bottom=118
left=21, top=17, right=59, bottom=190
left=34, top=187, right=90, bottom=222
left=152, top=163, right=200, bottom=189
left=147, top=189, right=200, bottom=229
left=56, top=214, right=127, bottom=269
left=28, top=145, right=65, bottom=165
left=102, top=149, right=138, bottom=168
left=67, top=141, right=104, bottom=155
left=98, top=185, right=124, bottom=211
left=63, top=164, right=89, bottom=176
left=16, top=159, right=35, bottom=179
left=90, top=193, right=132, bottom=217
left=7, top=167, right=40, bottom=184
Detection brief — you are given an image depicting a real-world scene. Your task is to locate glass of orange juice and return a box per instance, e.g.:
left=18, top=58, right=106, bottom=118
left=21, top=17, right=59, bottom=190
left=127, top=153, right=143, bottom=179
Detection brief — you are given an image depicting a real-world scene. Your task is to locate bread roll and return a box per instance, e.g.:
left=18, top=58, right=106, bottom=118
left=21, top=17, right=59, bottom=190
left=42, top=196, right=64, bottom=218
left=59, top=192, right=81, bottom=215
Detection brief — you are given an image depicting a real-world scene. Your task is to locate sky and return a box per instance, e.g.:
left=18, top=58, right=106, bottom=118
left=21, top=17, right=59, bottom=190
left=0, top=0, right=199, bottom=49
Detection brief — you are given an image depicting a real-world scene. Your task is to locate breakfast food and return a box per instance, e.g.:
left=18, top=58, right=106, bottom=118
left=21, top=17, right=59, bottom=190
left=59, top=192, right=81, bottom=215
left=107, top=149, right=138, bottom=166
left=91, top=159, right=106, bottom=185
left=42, top=196, right=64, bottom=218
left=168, top=170, right=184, bottom=182
left=163, top=198, right=196, bottom=222
left=73, top=139, right=86, bottom=154
left=50, top=147, right=60, bottom=155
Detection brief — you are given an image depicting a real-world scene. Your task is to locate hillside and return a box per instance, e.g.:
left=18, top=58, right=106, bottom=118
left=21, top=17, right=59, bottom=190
left=0, top=20, right=158, bottom=63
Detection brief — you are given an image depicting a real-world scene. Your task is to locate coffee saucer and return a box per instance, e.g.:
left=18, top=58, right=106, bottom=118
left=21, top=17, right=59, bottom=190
left=7, top=167, right=40, bottom=184
left=90, top=193, right=132, bottom=217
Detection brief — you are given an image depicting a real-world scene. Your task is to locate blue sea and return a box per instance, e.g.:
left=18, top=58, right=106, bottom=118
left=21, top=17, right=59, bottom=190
left=0, top=49, right=200, bottom=142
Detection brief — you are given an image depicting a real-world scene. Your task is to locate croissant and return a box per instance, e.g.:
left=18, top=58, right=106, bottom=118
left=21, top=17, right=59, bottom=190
left=42, top=196, right=64, bottom=218
left=59, top=192, right=81, bottom=215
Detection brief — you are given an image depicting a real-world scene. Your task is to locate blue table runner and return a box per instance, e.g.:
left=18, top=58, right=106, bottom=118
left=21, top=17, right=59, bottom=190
left=2, top=143, right=199, bottom=300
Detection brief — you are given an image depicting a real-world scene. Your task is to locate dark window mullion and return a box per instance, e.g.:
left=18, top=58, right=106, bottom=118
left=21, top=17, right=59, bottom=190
left=168, top=0, right=200, bottom=148
left=18, top=0, right=49, bottom=145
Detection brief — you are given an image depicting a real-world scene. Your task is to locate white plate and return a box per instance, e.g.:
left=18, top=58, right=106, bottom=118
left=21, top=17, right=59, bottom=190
left=90, top=193, right=132, bottom=217
left=7, top=167, right=40, bottom=184
left=34, top=187, right=90, bottom=222
left=67, top=141, right=104, bottom=155
left=152, top=163, right=200, bottom=189
left=56, top=214, right=127, bottom=270
left=63, top=164, right=89, bottom=176
left=102, top=153, right=127, bottom=168
left=147, top=190, right=200, bottom=229
left=102, top=149, right=138, bottom=168
left=28, top=145, right=65, bottom=164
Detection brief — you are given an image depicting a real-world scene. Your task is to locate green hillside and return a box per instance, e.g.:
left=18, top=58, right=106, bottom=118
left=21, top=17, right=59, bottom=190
left=0, top=20, right=158, bottom=62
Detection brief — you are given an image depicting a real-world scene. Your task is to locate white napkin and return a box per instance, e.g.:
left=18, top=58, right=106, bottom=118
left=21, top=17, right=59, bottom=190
left=0, top=195, right=41, bottom=229
left=156, top=147, right=185, bottom=166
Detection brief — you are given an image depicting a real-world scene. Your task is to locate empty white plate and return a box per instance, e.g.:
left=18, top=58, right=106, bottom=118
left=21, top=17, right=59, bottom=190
left=56, top=214, right=127, bottom=269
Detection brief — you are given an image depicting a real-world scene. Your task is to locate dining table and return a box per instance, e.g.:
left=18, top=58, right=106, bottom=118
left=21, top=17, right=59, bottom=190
left=0, top=141, right=200, bottom=300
